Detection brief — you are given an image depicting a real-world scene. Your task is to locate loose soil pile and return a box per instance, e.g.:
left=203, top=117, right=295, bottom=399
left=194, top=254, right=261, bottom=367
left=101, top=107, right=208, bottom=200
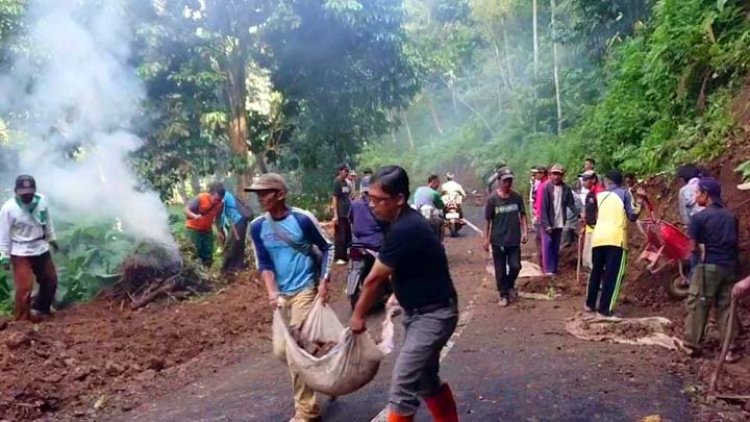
left=1, top=273, right=274, bottom=420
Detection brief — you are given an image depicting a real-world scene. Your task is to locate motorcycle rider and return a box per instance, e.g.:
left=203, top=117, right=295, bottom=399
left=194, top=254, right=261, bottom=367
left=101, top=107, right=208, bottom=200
left=441, top=172, right=467, bottom=218
left=414, top=175, right=445, bottom=240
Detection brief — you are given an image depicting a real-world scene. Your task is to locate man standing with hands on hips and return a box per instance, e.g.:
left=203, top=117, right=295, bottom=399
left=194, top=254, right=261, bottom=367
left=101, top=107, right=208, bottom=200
left=350, top=165, right=459, bottom=422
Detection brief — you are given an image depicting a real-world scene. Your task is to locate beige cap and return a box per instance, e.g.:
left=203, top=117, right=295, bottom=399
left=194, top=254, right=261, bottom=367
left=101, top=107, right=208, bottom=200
left=550, top=164, right=566, bottom=174
left=245, top=173, right=288, bottom=192
left=738, top=182, right=750, bottom=191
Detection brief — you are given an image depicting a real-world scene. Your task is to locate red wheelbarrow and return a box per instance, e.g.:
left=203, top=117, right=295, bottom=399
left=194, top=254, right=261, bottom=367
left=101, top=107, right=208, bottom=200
left=636, top=203, right=692, bottom=299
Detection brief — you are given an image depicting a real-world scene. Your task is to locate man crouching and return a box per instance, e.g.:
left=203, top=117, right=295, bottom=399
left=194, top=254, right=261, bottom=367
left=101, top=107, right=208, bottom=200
left=0, top=175, right=59, bottom=322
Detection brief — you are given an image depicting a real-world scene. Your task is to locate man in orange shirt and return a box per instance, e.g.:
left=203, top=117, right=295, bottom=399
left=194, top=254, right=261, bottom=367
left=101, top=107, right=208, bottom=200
left=185, top=182, right=225, bottom=266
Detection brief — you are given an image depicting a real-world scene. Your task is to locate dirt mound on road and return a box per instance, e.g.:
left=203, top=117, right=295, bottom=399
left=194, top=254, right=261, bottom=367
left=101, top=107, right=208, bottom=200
left=0, top=273, right=273, bottom=421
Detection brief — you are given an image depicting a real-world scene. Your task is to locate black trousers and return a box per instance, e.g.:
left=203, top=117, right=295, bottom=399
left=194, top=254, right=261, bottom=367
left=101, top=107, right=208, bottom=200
left=491, top=245, right=522, bottom=298
left=221, top=217, right=248, bottom=274
left=585, top=246, right=628, bottom=315
left=334, top=217, right=352, bottom=261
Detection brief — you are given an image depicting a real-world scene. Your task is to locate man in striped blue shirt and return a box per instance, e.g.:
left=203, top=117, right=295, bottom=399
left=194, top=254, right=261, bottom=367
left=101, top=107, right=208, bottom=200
left=247, top=173, right=333, bottom=422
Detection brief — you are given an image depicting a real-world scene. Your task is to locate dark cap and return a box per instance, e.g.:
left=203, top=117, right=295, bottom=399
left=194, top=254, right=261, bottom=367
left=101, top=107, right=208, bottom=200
left=536, top=165, right=548, bottom=173
left=498, top=168, right=514, bottom=181
left=699, top=177, right=724, bottom=205
left=605, top=170, right=623, bottom=186
left=337, top=163, right=350, bottom=172
left=245, top=173, right=288, bottom=192
left=14, top=175, right=36, bottom=194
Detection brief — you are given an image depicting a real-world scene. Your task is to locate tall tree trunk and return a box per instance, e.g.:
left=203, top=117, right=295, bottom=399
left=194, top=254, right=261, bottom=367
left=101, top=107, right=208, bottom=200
left=388, top=109, right=398, bottom=144
left=492, top=41, right=504, bottom=116
left=178, top=179, right=190, bottom=205
left=426, top=93, right=444, bottom=135
left=440, top=77, right=496, bottom=136
left=501, top=20, right=513, bottom=91
left=190, top=173, right=201, bottom=195
left=532, top=0, right=539, bottom=77
left=401, top=108, right=415, bottom=150
left=256, top=152, right=269, bottom=174
left=224, top=46, right=251, bottom=201
left=551, top=0, right=563, bottom=135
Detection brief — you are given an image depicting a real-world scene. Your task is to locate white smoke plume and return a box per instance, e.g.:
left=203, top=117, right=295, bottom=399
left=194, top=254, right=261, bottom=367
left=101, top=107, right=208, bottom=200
left=0, top=0, right=174, bottom=247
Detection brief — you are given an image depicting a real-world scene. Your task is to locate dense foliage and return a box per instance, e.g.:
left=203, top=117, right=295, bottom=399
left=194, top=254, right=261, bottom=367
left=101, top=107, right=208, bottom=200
left=360, top=0, right=750, bottom=188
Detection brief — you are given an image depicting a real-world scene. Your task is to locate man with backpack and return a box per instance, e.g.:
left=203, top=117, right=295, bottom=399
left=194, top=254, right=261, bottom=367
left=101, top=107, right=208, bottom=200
left=580, top=170, right=604, bottom=271
left=247, top=173, right=334, bottom=422
left=585, top=170, right=643, bottom=317
left=218, top=189, right=254, bottom=274
left=184, top=182, right=225, bottom=267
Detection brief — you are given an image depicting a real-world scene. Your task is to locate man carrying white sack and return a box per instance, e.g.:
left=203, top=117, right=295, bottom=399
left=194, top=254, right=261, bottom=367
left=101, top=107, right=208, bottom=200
left=247, top=173, right=334, bottom=422
left=350, top=165, right=459, bottom=422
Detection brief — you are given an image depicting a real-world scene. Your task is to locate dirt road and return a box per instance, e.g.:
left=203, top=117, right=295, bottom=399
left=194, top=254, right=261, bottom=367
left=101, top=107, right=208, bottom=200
left=117, top=230, right=695, bottom=421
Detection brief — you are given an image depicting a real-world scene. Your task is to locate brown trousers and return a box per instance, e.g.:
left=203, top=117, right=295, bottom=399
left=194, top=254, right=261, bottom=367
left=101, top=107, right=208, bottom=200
left=12, top=252, right=58, bottom=321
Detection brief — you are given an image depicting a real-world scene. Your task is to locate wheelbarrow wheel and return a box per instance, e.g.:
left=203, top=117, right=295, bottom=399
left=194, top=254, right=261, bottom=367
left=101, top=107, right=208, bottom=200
left=667, top=275, right=690, bottom=300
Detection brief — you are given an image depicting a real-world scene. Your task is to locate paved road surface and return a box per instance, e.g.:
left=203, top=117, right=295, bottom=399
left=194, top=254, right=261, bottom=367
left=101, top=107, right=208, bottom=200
left=117, top=211, right=693, bottom=422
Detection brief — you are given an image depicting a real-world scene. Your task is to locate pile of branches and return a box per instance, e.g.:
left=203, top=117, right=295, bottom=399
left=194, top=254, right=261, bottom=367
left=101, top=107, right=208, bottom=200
left=100, top=241, right=213, bottom=310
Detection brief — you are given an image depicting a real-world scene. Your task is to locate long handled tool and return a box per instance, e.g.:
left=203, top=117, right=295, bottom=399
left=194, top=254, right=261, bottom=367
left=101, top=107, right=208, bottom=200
left=708, top=298, right=738, bottom=396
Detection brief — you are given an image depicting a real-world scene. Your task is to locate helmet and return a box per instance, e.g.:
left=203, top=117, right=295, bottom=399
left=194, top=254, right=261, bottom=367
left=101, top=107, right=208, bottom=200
left=446, top=172, right=455, bottom=180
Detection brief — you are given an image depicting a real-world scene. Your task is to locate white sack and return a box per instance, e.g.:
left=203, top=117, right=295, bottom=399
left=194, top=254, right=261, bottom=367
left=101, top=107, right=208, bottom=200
left=272, top=295, right=395, bottom=397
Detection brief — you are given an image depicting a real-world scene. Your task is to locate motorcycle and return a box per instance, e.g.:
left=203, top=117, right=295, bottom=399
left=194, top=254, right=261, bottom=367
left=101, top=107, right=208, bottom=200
left=443, top=193, right=464, bottom=237
left=345, top=244, right=391, bottom=311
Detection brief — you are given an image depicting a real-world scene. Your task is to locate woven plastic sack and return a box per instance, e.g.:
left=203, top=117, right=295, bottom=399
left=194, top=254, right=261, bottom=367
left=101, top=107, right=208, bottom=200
left=272, top=295, right=394, bottom=397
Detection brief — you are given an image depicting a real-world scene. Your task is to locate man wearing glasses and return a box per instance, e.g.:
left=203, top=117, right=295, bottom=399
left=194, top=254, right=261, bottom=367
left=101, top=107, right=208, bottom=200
left=350, top=166, right=459, bottom=422
left=247, top=173, right=334, bottom=422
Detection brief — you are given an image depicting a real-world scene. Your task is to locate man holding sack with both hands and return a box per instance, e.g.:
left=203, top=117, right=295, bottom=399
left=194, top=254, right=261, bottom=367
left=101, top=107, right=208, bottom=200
left=247, top=173, right=334, bottom=422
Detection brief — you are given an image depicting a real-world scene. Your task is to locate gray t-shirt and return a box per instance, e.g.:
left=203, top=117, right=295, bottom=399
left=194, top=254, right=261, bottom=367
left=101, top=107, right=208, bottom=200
left=553, top=185, right=564, bottom=228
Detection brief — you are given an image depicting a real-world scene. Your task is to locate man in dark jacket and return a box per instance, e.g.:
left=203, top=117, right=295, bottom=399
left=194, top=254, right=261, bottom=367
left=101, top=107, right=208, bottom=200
left=540, top=164, right=577, bottom=275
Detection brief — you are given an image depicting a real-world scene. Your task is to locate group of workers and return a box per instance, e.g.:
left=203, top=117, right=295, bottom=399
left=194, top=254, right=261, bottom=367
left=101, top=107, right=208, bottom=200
left=246, top=167, right=459, bottom=422
left=3, top=156, right=750, bottom=421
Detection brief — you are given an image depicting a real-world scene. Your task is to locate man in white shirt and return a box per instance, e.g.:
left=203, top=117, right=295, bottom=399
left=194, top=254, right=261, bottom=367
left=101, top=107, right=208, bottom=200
left=0, top=175, right=59, bottom=322
left=441, top=172, right=467, bottom=203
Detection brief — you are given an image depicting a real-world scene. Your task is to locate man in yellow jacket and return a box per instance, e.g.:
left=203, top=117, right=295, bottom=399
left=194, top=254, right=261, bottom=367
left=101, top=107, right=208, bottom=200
left=585, top=170, right=644, bottom=317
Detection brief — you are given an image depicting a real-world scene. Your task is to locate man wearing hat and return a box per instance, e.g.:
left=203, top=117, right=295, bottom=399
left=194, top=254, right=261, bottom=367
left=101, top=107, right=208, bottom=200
left=684, top=177, right=740, bottom=361
left=586, top=170, right=643, bottom=317
left=332, top=164, right=353, bottom=265
left=484, top=168, right=528, bottom=306
left=539, top=164, right=577, bottom=275
left=0, top=175, right=59, bottom=321
left=247, top=173, right=334, bottom=422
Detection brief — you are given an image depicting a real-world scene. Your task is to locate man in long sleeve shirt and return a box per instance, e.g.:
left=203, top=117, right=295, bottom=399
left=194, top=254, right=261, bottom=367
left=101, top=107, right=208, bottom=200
left=0, top=175, right=59, bottom=321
